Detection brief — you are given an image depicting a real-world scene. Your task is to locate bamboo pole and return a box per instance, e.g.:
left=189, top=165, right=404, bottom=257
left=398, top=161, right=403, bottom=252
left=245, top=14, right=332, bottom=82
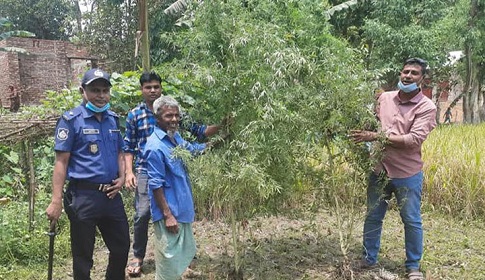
left=25, top=140, right=37, bottom=232
left=139, top=0, right=150, bottom=71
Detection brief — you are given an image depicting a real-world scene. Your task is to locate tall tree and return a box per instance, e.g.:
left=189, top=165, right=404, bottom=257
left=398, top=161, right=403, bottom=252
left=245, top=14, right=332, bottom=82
left=145, top=0, right=184, bottom=65
left=0, top=0, right=75, bottom=40
left=461, top=0, right=485, bottom=123
left=71, top=0, right=83, bottom=35
left=158, top=0, right=376, bottom=235
left=327, top=0, right=457, bottom=86
left=157, top=1, right=381, bottom=274
left=432, top=0, right=485, bottom=123
left=362, top=0, right=455, bottom=85
left=80, top=0, right=138, bottom=72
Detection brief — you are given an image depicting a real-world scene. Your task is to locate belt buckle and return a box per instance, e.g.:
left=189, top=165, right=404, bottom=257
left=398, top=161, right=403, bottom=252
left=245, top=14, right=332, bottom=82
left=98, top=184, right=110, bottom=191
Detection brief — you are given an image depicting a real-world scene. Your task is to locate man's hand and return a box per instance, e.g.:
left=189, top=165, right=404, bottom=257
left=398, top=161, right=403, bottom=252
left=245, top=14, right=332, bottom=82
left=105, top=177, right=124, bottom=199
left=46, top=201, right=63, bottom=222
left=350, top=130, right=377, bottom=143
left=125, top=171, right=137, bottom=191
left=164, top=214, right=179, bottom=234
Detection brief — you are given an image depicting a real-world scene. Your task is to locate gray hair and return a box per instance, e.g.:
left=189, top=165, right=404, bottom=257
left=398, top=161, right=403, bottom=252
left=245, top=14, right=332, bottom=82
left=153, top=96, right=180, bottom=116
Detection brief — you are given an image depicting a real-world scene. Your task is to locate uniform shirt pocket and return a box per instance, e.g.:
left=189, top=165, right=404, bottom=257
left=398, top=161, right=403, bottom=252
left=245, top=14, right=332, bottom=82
left=82, top=134, right=103, bottom=155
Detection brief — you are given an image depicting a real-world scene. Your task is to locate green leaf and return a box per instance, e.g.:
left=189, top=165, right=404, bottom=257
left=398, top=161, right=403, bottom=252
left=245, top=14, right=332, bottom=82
left=11, top=167, right=22, bottom=174
left=2, top=175, right=13, bottom=184
left=324, top=0, right=359, bottom=19
left=5, top=151, right=19, bottom=164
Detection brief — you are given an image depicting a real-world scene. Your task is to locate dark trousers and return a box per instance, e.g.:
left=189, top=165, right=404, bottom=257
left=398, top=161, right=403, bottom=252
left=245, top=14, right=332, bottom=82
left=64, top=187, right=130, bottom=280
left=132, top=171, right=151, bottom=260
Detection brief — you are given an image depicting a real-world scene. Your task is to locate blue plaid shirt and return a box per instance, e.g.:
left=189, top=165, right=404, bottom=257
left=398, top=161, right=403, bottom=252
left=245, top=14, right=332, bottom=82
left=123, top=102, right=207, bottom=170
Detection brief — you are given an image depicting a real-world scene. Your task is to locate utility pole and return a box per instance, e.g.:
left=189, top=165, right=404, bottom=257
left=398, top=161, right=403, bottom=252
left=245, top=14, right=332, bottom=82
left=139, top=0, right=150, bottom=71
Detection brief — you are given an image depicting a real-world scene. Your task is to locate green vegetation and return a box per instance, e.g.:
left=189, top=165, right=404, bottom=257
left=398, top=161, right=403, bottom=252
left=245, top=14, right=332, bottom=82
left=0, top=17, right=35, bottom=53
left=0, top=0, right=73, bottom=40
left=2, top=0, right=485, bottom=279
left=2, top=118, right=485, bottom=279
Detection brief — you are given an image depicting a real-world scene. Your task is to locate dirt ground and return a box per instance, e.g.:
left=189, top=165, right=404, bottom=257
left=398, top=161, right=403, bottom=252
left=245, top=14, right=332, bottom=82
left=46, top=205, right=485, bottom=279
left=83, top=209, right=410, bottom=280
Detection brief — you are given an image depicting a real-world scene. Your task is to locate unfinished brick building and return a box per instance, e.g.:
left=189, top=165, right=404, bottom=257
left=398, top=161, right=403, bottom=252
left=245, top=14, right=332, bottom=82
left=0, top=37, right=98, bottom=109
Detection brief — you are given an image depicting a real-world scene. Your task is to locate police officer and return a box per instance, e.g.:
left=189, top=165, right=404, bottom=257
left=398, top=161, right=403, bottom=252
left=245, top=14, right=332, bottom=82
left=46, top=68, right=130, bottom=280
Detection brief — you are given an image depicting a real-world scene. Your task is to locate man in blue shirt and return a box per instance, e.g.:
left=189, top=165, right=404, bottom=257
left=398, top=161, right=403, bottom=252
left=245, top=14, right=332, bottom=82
left=124, top=71, right=220, bottom=277
left=143, top=96, right=205, bottom=280
left=46, top=68, right=130, bottom=280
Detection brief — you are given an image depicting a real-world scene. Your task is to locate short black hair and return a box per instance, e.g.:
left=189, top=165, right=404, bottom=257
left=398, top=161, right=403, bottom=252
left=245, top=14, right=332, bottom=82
left=404, top=58, right=428, bottom=75
left=139, top=71, right=162, bottom=86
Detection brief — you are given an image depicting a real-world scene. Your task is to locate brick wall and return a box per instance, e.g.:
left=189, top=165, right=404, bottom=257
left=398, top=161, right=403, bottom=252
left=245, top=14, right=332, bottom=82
left=0, top=38, right=97, bottom=108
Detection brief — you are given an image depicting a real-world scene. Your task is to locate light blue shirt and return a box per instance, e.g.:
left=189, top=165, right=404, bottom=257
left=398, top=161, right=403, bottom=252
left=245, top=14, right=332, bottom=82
left=143, top=126, right=206, bottom=223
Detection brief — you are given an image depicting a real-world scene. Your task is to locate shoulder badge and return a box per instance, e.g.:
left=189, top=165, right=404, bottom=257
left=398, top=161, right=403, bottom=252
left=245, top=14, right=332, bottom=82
left=108, top=110, right=119, bottom=118
left=57, top=128, right=69, bottom=141
left=62, top=107, right=82, bottom=121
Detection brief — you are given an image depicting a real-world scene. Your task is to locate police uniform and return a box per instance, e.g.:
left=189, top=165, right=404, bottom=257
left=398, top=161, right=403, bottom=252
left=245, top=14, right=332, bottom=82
left=55, top=104, right=130, bottom=280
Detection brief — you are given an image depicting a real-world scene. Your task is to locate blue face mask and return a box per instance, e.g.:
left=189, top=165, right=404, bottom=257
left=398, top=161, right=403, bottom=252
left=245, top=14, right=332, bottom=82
left=397, top=81, right=419, bottom=93
left=86, top=101, right=110, bottom=113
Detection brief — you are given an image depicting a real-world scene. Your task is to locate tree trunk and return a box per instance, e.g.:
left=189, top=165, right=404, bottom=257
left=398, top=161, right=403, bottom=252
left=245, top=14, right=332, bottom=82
left=431, top=84, right=441, bottom=124
left=72, top=0, right=83, bottom=34
left=462, top=0, right=483, bottom=123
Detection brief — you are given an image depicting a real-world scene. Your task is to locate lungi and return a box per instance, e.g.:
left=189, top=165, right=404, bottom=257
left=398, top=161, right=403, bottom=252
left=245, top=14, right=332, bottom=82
left=154, top=221, right=196, bottom=280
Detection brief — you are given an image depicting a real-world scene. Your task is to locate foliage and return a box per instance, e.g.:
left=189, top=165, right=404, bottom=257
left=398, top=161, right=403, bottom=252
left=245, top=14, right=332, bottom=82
left=0, top=0, right=74, bottom=40
left=0, top=17, right=35, bottom=53
left=0, top=137, right=55, bottom=199
left=147, top=0, right=185, bottom=65
left=163, top=0, right=378, bottom=220
left=164, top=0, right=189, bottom=15
left=326, top=0, right=458, bottom=85
left=361, top=0, right=456, bottom=84
left=79, top=0, right=138, bottom=72
left=0, top=195, right=71, bottom=274
left=324, top=0, right=359, bottom=19
left=0, top=146, right=23, bottom=198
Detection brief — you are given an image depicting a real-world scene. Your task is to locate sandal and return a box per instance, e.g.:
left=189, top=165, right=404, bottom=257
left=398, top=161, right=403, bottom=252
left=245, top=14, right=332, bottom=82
left=127, top=259, right=143, bottom=277
left=407, top=269, right=424, bottom=280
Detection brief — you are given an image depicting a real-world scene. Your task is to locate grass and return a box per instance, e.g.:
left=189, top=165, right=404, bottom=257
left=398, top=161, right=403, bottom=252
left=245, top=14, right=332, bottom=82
left=423, top=124, right=485, bottom=218
left=4, top=207, right=485, bottom=279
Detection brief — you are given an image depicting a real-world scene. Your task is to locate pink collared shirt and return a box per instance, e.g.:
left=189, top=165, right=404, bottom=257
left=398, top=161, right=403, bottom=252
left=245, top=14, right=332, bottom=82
left=375, top=90, right=437, bottom=178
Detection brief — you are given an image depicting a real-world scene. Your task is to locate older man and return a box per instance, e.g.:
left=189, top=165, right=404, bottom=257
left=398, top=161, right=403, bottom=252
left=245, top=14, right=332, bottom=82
left=143, top=96, right=206, bottom=280
left=350, top=58, right=436, bottom=280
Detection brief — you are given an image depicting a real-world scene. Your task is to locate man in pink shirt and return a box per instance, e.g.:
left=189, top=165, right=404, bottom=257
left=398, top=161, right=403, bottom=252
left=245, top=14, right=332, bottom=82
left=350, top=58, right=436, bottom=280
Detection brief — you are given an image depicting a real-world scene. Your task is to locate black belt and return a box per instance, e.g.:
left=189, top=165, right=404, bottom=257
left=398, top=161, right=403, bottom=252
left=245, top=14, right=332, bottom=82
left=70, top=180, right=112, bottom=191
